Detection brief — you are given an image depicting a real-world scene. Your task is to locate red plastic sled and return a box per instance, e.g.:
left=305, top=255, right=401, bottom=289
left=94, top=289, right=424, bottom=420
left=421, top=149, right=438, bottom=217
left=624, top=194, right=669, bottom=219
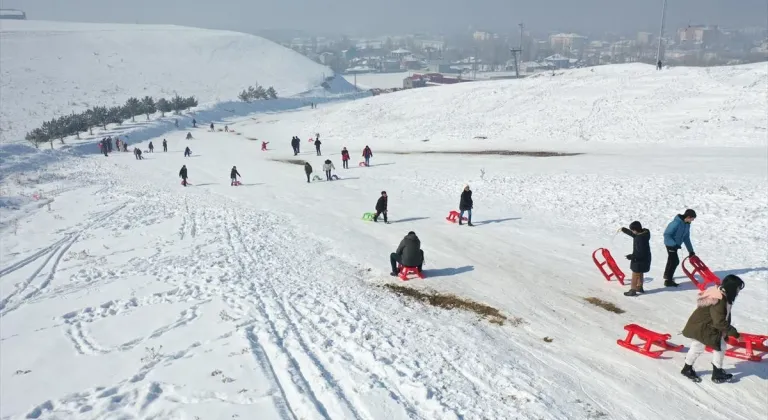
left=445, top=211, right=468, bottom=223
left=359, top=162, right=368, bottom=167
left=706, top=333, right=768, bottom=362
left=308, top=138, right=314, bottom=143
left=231, top=180, right=241, bottom=186
left=181, top=180, right=190, bottom=186
left=398, top=265, right=424, bottom=281
left=592, top=248, right=626, bottom=286
left=617, top=324, right=683, bottom=358
left=681, top=256, right=721, bottom=291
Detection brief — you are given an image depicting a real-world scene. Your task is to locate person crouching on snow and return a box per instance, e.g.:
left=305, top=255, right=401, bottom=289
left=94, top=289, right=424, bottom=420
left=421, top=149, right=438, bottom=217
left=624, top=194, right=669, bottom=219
left=619, top=221, right=651, bottom=296
left=680, top=274, right=744, bottom=383
left=323, top=159, right=335, bottom=180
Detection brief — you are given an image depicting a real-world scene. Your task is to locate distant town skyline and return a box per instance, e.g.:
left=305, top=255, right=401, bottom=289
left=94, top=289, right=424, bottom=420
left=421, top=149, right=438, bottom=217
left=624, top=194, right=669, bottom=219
left=1, top=0, right=766, bottom=37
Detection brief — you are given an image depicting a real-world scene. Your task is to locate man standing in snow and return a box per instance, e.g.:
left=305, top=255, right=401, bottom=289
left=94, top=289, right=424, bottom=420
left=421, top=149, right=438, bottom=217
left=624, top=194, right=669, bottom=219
left=374, top=191, right=388, bottom=223
left=291, top=136, right=300, bottom=156
left=341, top=147, right=350, bottom=169
left=162, top=139, right=168, bottom=152
left=148, top=141, right=154, bottom=153
left=315, top=138, right=322, bottom=156
left=620, top=221, right=651, bottom=296
left=362, top=146, right=373, bottom=167
left=662, top=209, right=696, bottom=287
left=210, top=122, right=215, bottom=132
left=304, top=162, right=313, bottom=183
left=459, top=185, right=474, bottom=226
left=179, top=165, right=188, bottom=186
left=390, top=231, right=424, bottom=276
left=230, top=166, right=241, bottom=186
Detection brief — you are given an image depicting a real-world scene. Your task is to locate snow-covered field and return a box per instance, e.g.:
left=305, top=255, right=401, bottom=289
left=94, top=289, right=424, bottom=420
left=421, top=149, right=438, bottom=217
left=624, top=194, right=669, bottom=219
left=0, top=20, right=335, bottom=144
left=1, top=50, right=767, bottom=420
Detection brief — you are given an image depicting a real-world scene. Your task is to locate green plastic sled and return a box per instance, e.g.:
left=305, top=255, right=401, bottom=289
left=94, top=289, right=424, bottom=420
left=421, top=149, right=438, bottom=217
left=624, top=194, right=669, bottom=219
left=362, top=212, right=375, bottom=221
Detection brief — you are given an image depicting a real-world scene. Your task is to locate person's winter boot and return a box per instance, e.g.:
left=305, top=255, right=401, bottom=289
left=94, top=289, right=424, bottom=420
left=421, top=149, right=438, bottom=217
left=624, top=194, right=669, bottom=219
left=623, top=289, right=638, bottom=297
left=680, top=364, right=701, bottom=382
left=664, top=278, right=679, bottom=287
left=390, top=271, right=398, bottom=277
left=636, top=285, right=645, bottom=294
left=458, top=220, right=463, bottom=225
left=711, top=365, right=732, bottom=384
left=467, top=222, right=474, bottom=227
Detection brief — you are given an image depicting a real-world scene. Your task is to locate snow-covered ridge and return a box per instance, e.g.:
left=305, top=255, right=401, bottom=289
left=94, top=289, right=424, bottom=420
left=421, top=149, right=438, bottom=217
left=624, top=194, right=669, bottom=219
left=0, top=20, right=334, bottom=144
left=298, top=63, right=768, bottom=149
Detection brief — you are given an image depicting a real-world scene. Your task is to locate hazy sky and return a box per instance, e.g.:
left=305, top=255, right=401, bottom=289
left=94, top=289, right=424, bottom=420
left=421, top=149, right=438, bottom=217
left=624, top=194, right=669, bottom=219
left=1, top=0, right=766, bottom=36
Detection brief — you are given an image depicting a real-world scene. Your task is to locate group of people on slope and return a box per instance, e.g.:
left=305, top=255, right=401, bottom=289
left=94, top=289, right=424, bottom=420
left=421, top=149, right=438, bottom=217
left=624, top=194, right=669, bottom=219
left=300, top=145, right=375, bottom=183
left=618, top=209, right=698, bottom=297
left=619, top=208, right=745, bottom=383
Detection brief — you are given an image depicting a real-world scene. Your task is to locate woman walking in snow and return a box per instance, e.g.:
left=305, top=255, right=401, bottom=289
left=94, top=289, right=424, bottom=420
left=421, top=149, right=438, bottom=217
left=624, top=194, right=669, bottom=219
left=680, top=275, right=744, bottom=383
left=341, top=147, right=350, bottom=169
left=459, top=185, right=473, bottom=226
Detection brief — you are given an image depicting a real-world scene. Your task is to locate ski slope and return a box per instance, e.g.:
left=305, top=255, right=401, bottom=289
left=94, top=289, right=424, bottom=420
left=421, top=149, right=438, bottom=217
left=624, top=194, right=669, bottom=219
left=1, top=63, right=767, bottom=419
left=0, top=20, right=334, bottom=144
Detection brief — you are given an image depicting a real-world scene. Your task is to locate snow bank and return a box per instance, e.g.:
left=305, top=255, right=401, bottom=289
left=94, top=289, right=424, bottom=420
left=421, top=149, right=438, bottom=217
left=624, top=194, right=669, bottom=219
left=0, top=20, right=333, bottom=144
left=291, top=63, right=768, bottom=149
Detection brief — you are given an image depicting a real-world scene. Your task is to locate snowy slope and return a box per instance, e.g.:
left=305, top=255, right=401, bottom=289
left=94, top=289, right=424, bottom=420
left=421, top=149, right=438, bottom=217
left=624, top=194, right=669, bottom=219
left=275, top=63, right=768, bottom=149
left=0, top=20, right=333, bottom=144
left=1, top=64, right=767, bottom=419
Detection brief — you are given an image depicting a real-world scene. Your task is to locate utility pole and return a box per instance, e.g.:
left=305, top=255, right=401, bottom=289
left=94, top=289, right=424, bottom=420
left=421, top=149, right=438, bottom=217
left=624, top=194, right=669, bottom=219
left=509, top=23, right=523, bottom=78
left=656, top=0, right=668, bottom=69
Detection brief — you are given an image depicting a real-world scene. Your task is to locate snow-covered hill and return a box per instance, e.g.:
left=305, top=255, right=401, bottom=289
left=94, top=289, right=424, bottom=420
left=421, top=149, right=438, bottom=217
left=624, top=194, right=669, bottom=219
left=0, top=20, right=334, bottom=144
left=1, top=63, right=767, bottom=419
left=269, top=63, right=768, bottom=149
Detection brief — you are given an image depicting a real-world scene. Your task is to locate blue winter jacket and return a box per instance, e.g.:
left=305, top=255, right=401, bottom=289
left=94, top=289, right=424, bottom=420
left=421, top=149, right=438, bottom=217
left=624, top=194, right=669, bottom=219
left=663, top=215, right=694, bottom=253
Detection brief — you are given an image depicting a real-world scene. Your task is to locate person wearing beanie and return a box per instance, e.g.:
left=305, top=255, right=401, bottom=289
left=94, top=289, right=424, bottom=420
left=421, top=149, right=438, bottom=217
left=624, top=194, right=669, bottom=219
left=459, top=184, right=474, bottom=227
left=680, top=275, right=744, bottom=383
left=374, top=191, right=388, bottom=223
left=619, top=221, right=651, bottom=296
left=662, top=209, right=697, bottom=287
left=389, top=231, right=424, bottom=276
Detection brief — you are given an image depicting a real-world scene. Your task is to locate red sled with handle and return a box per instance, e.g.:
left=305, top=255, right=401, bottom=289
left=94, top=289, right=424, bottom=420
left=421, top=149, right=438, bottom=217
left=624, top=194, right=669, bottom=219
left=592, top=248, right=626, bottom=285
left=705, top=333, right=768, bottom=362
left=681, top=256, right=720, bottom=291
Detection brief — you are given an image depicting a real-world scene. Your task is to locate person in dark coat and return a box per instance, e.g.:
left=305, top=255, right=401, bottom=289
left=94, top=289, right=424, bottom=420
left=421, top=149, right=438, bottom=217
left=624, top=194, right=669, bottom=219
left=230, top=166, right=241, bottom=186
left=374, top=191, right=388, bottom=223
left=620, top=221, right=651, bottom=296
left=459, top=184, right=474, bottom=226
left=341, top=147, right=350, bottom=169
left=148, top=141, right=154, bottom=152
left=134, top=147, right=143, bottom=160
left=179, top=165, right=188, bottom=186
left=184, top=146, right=192, bottom=157
left=662, top=209, right=696, bottom=287
left=304, top=162, right=313, bottom=183
left=291, top=136, right=300, bottom=155
left=680, top=275, right=744, bottom=383
left=390, top=231, right=425, bottom=275
left=122, top=141, right=128, bottom=152
left=314, top=138, right=322, bottom=156
left=162, top=139, right=168, bottom=152
left=209, top=122, right=215, bottom=131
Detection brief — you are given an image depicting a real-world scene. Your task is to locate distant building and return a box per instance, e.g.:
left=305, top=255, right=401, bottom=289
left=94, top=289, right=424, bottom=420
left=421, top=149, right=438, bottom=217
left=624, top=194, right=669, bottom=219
left=678, top=25, right=720, bottom=47
left=637, top=32, right=654, bottom=45
left=473, top=31, right=495, bottom=41
left=549, top=33, right=588, bottom=52
left=0, top=9, right=26, bottom=19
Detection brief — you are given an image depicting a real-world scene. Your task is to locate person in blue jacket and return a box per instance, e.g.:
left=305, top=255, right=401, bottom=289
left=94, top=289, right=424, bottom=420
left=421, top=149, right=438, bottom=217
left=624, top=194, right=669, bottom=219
left=663, top=209, right=697, bottom=287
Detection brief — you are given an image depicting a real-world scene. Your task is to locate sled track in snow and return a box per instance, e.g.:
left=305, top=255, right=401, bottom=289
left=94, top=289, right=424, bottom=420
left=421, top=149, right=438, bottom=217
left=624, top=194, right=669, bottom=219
left=0, top=202, right=129, bottom=316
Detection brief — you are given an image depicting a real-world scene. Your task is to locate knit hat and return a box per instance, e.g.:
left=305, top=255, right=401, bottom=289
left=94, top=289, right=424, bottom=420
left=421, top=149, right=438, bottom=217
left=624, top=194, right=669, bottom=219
left=683, top=209, right=697, bottom=219
left=720, top=274, right=745, bottom=303
left=629, top=221, right=642, bottom=232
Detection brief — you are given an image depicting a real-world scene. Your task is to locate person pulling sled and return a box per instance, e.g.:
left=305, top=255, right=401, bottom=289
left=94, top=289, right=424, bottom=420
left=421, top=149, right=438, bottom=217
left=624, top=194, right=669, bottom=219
left=179, top=165, right=189, bottom=186
left=362, top=145, right=373, bottom=167
left=230, top=166, right=241, bottom=186
left=374, top=191, right=388, bottom=223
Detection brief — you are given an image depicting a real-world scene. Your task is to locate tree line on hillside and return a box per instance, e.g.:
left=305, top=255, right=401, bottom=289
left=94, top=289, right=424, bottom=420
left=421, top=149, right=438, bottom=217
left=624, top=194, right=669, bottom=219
left=24, top=95, right=198, bottom=148
left=238, top=83, right=278, bottom=102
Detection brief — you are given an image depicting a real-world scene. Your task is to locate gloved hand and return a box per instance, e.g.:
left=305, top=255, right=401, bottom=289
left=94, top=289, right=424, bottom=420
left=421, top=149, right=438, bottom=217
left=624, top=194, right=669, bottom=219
left=689, top=252, right=696, bottom=257
left=625, top=254, right=633, bottom=260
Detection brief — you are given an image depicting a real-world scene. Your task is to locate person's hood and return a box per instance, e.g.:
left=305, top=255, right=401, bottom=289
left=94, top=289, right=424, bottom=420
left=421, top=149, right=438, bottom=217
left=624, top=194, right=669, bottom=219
left=696, top=287, right=723, bottom=307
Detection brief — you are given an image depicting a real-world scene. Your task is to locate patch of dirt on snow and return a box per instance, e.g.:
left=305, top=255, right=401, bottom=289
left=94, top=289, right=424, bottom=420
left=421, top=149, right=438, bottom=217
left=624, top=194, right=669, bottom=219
left=383, top=284, right=510, bottom=325
left=271, top=158, right=306, bottom=166
left=583, top=297, right=625, bottom=314
left=387, top=150, right=582, bottom=157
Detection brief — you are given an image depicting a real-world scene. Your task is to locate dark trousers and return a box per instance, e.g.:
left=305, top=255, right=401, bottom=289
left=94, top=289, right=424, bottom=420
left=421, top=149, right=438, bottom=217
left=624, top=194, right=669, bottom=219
left=663, top=246, right=680, bottom=280
left=306, top=172, right=311, bottom=183
left=149, top=148, right=153, bottom=153
left=390, top=251, right=424, bottom=273
left=342, top=160, right=348, bottom=169
left=181, top=178, right=187, bottom=186
left=163, top=145, right=167, bottom=152
left=374, top=210, right=387, bottom=222
left=325, top=170, right=331, bottom=180
left=293, top=146, right=298, bottom=155
left=316, top=147, right=321, bottom=156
